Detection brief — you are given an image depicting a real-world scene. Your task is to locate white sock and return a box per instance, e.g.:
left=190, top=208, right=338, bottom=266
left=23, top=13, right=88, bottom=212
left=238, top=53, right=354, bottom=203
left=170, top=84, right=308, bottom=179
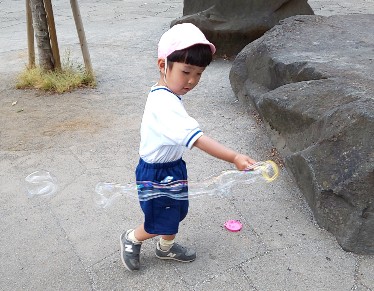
left=127, top=230, right=141, bottom=244
left=159, top=237, right=174, bottom=251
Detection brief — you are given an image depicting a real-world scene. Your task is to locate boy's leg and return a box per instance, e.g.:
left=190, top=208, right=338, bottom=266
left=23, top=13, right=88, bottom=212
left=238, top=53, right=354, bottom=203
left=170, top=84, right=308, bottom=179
left=134, top=224, right=158, bottom=241
left=120, top=224, right=157, bottom=271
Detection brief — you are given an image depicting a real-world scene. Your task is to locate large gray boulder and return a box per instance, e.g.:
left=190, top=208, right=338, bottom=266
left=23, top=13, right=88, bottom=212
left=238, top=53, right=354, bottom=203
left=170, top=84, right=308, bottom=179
left=230, top=14, right=374, bottom=254
left=172, top=0, right=314, bottom=56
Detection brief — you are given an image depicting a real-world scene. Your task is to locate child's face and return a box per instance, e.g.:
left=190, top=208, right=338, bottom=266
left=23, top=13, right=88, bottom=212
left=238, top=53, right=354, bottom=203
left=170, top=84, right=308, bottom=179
left=164, top=62, right=206, bottom=95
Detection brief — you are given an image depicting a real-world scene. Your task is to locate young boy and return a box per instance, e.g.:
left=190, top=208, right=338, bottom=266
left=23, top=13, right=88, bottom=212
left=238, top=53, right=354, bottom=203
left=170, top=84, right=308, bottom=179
left=120, top=23, right=256, bottom=271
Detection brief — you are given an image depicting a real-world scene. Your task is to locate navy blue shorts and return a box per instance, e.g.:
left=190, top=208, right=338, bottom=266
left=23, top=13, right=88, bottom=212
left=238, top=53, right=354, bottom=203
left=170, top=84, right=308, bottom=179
left=135, top=158, right=189, bottom=235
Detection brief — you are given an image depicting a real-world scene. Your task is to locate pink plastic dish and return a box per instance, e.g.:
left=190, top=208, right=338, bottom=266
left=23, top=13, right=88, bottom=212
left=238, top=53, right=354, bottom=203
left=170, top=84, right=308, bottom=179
left=224, top=220, right=243, bottom=232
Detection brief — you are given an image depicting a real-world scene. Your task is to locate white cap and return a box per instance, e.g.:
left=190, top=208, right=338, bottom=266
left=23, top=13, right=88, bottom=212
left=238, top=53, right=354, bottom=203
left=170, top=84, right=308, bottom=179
left=158, top=23, right=216, bottom=59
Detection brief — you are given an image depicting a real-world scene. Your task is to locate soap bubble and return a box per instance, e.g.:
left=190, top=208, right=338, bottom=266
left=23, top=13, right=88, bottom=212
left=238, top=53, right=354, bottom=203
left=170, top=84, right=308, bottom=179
left=94, top=160, right=279, bottom=208
left=25, top=170, right=58, bottom=198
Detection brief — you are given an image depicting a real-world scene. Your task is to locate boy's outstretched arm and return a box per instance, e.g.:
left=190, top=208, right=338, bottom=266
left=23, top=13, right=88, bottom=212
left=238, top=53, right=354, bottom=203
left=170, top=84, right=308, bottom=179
left=193, top=135, right=256, bottom=170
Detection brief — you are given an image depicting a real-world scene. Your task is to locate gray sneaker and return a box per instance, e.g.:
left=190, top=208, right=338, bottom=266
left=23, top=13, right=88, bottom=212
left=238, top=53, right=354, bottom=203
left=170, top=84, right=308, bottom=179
left=120, top=230, right=142, bottom=271
left=155, top=242, right=196, bottom=262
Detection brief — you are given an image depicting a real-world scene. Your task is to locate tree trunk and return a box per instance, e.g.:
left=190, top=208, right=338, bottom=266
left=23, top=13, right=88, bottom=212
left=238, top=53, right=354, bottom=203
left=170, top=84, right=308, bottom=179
left=29, top=0, right=54, bottom=71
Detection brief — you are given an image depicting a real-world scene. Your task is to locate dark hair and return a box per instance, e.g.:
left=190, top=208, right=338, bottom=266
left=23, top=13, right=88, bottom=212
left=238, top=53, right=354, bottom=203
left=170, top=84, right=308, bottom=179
left=167, top=44, right=213, bottom=68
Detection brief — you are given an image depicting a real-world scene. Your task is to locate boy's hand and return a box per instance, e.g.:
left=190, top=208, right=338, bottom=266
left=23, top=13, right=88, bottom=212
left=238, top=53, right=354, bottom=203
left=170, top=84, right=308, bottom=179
left=233, top=154, right=256, bottom=171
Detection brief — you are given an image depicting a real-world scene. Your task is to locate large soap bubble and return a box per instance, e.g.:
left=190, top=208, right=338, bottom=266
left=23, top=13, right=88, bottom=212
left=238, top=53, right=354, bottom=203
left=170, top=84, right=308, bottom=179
left=94, top=160, right=279, bottom=208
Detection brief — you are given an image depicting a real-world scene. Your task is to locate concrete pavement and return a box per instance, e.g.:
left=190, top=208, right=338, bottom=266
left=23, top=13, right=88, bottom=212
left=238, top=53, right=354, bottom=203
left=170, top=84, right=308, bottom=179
left=0, top=0, right=373, bottom=290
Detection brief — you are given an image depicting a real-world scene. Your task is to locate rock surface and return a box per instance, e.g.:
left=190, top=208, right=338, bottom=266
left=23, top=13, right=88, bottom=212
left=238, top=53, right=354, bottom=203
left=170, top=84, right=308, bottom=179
left=230, top=14, right=374, bottom=254
left=172, top=0, right=314, bottom=56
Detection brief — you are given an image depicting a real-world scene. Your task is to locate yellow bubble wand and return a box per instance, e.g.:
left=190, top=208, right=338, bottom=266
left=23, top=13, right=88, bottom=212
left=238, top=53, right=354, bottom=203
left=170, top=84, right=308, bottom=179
left=250, top=160, right=279, bottom=182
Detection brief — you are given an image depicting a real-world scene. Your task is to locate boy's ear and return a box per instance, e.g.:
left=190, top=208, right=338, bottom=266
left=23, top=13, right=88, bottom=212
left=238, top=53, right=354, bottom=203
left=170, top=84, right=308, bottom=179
left=158, top=58, right=166, bottom=73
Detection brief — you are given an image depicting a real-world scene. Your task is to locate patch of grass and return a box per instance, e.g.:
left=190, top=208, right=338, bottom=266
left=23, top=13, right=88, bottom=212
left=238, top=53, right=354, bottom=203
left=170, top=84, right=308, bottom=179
left=16, top=52, right=96, bottom=93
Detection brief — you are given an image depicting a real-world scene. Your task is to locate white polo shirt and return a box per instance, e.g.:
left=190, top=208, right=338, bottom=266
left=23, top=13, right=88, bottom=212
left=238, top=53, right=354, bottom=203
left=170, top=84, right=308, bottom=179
left=139, top=86, right=203, bottom=163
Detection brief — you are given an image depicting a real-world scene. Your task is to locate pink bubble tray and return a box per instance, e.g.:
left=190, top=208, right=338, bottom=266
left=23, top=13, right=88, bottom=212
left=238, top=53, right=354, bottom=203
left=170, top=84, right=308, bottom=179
left=224, top=220, right=243, bottom=232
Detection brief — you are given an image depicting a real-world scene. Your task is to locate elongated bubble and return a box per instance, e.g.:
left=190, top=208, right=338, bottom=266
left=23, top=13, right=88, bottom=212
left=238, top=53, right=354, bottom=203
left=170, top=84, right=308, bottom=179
left=94, top=160, right=279, bottom=208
